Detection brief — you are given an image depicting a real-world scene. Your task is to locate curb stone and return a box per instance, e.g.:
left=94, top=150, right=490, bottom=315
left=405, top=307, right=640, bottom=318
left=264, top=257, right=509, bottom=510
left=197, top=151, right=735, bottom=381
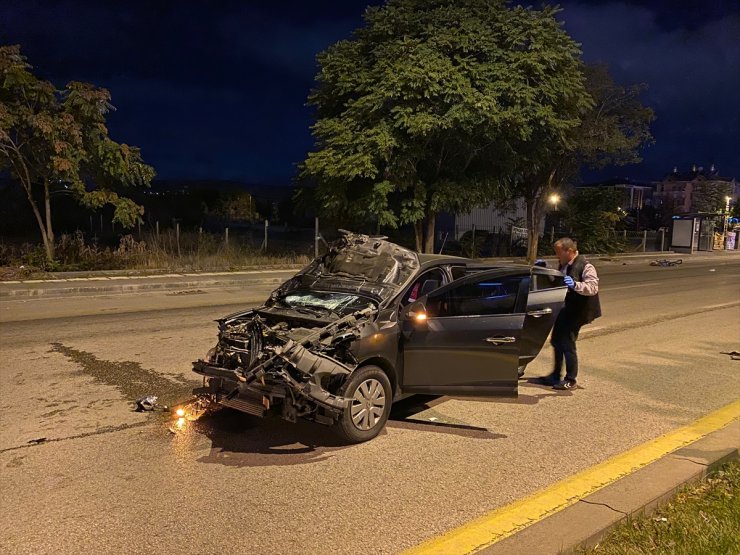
left=478, top=422, right=739, bottom=555
left=0, top=276, right=290, bottom=298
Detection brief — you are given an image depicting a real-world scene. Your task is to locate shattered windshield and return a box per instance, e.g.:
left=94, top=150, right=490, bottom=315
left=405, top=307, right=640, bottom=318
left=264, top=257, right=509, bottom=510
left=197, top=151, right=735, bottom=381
left=275, top=291, right=376, bottom=317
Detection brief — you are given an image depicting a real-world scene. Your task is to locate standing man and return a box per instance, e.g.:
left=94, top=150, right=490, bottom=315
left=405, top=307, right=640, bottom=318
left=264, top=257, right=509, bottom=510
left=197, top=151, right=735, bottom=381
left=537, top=237, right=601, bottom=390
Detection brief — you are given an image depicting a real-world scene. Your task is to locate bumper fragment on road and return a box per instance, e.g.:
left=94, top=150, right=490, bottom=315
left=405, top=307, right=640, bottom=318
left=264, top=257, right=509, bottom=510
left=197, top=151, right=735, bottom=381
left=402, top=399, right=740, bottom=555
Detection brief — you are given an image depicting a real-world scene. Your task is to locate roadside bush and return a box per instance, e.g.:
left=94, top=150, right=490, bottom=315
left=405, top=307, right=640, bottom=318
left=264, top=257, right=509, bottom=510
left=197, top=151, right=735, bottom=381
left=0, top=231, right=311, bottom=276
left=459, top=230, right=491, bottom=258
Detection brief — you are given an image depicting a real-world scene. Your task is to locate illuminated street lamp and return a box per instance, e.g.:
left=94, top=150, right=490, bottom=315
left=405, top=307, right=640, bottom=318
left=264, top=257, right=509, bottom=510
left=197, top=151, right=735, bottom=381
left=549, top=193, right=560, bottom=211
left=722, top=195, right=732, bottom=248
left=548, top=194, right=561, bottom=238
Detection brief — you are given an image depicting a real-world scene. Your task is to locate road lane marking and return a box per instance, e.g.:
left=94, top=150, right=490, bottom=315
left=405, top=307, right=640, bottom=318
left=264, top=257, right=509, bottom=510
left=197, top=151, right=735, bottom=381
left=702, top=302, right=740, bottom=310
left=402, top=399, right=740, bottom=555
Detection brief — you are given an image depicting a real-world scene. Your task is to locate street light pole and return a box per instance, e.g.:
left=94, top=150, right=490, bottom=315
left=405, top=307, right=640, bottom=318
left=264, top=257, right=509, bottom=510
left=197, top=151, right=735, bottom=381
left=723, top=196, right=731, bottom=249
left=548, top=193, right=560, bottom=235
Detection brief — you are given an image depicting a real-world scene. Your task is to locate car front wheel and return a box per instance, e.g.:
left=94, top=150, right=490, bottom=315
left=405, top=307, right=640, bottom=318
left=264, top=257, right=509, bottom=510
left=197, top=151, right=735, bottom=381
left=333, top=365, right=392, bottom=443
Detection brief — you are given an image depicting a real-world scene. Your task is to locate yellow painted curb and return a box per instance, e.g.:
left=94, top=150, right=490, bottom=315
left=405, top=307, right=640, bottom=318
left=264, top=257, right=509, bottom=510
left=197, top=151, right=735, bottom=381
left=403, top=400, right=740, bottom=555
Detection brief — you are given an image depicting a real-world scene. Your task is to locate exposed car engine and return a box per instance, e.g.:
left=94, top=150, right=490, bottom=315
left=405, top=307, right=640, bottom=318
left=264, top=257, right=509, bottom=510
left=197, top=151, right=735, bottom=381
left=193, top=306, right=376, bottom=425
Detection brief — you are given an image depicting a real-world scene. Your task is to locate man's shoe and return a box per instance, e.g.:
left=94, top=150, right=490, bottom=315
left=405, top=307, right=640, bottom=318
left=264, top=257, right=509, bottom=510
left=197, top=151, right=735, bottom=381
left=553, top=380, right=577, bottom=390
left=531, top=375, right=560, bottom=386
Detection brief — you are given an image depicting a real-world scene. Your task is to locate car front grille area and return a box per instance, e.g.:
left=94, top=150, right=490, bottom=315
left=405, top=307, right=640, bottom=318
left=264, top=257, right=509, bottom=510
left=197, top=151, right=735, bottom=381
left=221, top=334, right=249, bottom=351
left=219, top=394, right=266, bottom=417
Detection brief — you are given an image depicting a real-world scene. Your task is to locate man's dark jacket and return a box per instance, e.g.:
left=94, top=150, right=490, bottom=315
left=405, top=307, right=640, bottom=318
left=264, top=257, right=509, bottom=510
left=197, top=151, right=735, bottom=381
left=561, top=255, right=602, bottom=326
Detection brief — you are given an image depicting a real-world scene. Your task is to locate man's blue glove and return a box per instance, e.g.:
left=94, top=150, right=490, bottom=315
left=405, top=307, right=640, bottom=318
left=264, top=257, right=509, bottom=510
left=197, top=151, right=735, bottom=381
left=534, top=259, right=547, bottom=267
left=564, top=275, right=575, bottom=289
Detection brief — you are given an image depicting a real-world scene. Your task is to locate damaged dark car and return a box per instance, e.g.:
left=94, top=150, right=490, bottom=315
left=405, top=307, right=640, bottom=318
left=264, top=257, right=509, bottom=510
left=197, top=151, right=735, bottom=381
left=193, top=231, right=566, bottom=442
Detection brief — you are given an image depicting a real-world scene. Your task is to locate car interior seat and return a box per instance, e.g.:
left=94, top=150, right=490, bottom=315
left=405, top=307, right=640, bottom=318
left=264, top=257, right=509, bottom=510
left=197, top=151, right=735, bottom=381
left=420, top=279, right=441, bottom=296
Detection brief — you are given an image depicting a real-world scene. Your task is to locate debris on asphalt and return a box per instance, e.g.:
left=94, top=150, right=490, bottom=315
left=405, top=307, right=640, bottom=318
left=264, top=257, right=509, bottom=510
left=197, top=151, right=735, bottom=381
left=709, top=268, right=716, bottom=272
left=27, top=437, right=47, bottom=445
left=650, top=259, right=683, bottom=267
left=166, top=399, right=213, bottom=434
left=134, top=395, right=167, bottom=412
left=172, top=398, right=210, bottom=421
left=720, top=351, right=740, bottom=361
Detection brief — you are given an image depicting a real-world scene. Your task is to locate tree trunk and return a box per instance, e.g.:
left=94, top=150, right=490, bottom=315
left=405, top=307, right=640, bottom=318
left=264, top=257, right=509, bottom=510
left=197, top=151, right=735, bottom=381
left=17, top=170, right=54, bottom=261
left=423, top=211, right=436, bottom=254
left=526, top=196, right=539, bottom=264
left=43, top=181, right=55, bottom=260
left=413, top=220, right=423, bottom=252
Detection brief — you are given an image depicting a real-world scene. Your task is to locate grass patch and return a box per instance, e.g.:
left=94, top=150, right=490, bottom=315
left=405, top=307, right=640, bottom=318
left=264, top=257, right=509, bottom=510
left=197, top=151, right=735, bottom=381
left=579, top=460, right=740, bottom=554
left=0, top=230, right=310, bottom=279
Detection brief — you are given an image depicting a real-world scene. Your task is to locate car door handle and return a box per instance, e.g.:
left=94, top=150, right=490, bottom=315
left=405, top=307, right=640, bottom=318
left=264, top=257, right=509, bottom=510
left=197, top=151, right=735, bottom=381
left=527, top=308, right=553, bottom=318
left=485, top=336, right=516, bottom=345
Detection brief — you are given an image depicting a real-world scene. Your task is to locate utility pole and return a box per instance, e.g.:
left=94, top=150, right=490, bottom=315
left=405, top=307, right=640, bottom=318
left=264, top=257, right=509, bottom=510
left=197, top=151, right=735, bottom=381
left=723, top=196, right=731, bottom=249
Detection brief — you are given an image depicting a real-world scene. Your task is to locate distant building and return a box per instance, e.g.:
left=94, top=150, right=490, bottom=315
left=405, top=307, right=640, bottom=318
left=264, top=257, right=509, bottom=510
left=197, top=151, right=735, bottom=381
left=438, top=198, right=543, bottom=241
left=576, top=178, right=654, bottom=210
left=653, top=164, right=738, bottom=214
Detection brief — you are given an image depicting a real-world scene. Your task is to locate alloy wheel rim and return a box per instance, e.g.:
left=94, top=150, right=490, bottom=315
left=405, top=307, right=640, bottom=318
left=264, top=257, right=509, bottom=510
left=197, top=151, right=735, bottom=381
left=350, top=378, right=386, bottom=431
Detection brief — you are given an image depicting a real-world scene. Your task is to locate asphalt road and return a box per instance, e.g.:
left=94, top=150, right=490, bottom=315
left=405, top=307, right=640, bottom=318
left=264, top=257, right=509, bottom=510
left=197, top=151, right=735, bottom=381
left=1, top=256, right=738, bottom=554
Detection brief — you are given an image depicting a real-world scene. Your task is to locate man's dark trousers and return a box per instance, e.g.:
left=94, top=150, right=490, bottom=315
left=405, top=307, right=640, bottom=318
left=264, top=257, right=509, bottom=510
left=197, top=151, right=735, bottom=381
left=550, top=310, right=582, bottom=383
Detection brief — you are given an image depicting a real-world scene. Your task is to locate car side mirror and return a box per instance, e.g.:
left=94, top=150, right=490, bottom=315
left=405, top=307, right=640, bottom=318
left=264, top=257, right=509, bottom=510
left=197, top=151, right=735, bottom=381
left=403, top=299, right=427, bottom=322
left=401, top=299, right=427, bottom=339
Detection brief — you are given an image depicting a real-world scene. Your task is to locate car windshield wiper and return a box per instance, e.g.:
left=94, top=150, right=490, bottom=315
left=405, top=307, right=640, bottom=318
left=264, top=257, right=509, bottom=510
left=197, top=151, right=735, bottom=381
left=273, top=299, right=335, bottom=319
left=293, top=306, right=327, bottom=317
left=298, top=305, right=342, bottom=319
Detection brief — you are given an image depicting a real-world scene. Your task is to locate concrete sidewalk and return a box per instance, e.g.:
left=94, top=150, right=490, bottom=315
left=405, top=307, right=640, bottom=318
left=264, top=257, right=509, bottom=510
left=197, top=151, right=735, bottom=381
left=480, top=422, right=739, bottom=555
left=0, top=269, right=298, bottom=298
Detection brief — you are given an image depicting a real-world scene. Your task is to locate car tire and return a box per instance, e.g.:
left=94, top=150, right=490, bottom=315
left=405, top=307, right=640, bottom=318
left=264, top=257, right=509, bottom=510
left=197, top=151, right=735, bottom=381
left=333, top=365, right=392, bottom=443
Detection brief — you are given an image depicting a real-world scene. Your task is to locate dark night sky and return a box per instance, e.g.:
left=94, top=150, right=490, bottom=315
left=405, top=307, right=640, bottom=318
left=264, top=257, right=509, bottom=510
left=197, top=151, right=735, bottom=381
left=2, top=0, right=739, bottom=185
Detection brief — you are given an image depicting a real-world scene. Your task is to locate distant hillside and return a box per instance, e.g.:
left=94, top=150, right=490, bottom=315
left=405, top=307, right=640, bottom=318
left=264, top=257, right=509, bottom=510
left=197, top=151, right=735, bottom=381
left=149, top=179, right=296, bottom=202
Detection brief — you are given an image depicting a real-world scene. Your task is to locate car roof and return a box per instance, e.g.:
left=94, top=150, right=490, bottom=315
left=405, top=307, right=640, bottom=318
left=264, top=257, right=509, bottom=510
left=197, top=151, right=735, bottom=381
left=417, top=254, right=472, bottom=268
left=466, top=262, right=563, bottom=277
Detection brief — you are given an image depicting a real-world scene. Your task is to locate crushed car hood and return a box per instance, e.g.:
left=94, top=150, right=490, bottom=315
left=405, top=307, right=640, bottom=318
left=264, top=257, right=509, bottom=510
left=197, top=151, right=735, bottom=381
left=275, top=231, right=419, bottom=303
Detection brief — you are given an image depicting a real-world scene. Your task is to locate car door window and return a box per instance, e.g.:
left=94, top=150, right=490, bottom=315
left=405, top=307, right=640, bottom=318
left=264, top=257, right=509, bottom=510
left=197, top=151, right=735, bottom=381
left=450, top=265, right=467, bottom=281
left=532, top=272, right=565, bottom=291
left=427, top=275, right=527, bottom=317
left=400, top=268, right=446, bottom=307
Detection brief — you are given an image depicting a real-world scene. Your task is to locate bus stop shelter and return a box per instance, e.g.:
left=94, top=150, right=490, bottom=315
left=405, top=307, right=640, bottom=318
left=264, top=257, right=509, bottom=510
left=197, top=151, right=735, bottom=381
left=670, top=214, right=724, bottom=253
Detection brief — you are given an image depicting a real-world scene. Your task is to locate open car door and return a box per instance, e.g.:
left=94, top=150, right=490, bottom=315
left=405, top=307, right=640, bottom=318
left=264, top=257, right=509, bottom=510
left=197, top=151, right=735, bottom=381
left=518, top=267, right=567, bottom=368
left=401, top=268, right=531, bottom=396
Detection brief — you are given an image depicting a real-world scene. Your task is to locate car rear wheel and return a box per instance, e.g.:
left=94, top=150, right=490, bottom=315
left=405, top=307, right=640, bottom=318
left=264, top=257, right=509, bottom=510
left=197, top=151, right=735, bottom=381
left=333, top=365, right=392, bottom=443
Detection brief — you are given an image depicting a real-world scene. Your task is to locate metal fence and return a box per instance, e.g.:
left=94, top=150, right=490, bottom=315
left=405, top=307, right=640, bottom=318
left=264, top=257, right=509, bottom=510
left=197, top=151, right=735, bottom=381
left=606, top=229, right=669, bottom=252
left=74, top=215, right=673, bottom=258
left=438, top=225, right=671, bottom=257
left=437, top=224, right=531, bottom=257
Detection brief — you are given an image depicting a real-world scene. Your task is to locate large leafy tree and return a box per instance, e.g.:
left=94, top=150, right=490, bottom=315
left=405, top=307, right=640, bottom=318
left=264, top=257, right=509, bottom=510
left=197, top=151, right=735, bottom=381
left=691, top=180, right=733, bottom=214
left=507, top=63, right=654, bottom=262
left=563, top=187, right=624, bottom=254
left=301, top=0, right=591, bottom=253
left=0, top=45, right=154, bottom=261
